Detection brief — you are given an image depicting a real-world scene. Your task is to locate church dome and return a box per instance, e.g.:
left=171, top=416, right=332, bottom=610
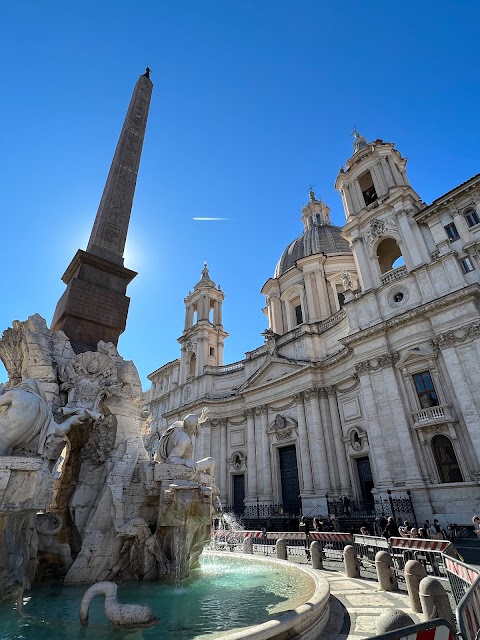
left=274, top=192, right=351, bottom=277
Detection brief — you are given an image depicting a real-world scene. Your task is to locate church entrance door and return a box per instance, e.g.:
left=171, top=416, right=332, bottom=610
left=232, top=474, right=245, bottom=515
left=279, top=445, right=301, bottom=514
left=356, top=456, right=374, bottom=507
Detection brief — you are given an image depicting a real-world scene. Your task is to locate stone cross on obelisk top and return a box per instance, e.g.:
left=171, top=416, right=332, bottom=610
left=87, top=72, right=153, bottom=266
left=51, top=71, right=153, bottom=353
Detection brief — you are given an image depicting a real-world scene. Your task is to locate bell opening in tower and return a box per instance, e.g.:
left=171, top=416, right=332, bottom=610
left=358, top=170, right=378, bottom=206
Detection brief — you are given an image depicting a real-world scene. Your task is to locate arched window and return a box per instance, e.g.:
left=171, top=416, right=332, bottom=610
left=431, top=435, right=463, bottom=483
left=464, top=208, right=480, bottom=228
left=377, top=238, right=405, bottom=273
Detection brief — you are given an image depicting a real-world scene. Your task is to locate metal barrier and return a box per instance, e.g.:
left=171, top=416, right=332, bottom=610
left=254, top=532, right=311, bottom=558
left=364, top=618, right=456, bottom=640
left=310, top=532, right=354, bottom=569
left=354, top=534, right=390, bottom=580
left=456, top=575, right=480, bottom=640
left=444, top=555, right=480, bottom=606
left=389, top=537, right=451, bottom=581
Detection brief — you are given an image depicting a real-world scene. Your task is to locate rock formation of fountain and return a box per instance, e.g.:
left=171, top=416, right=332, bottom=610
left=0, top=313, right=218, bottom=601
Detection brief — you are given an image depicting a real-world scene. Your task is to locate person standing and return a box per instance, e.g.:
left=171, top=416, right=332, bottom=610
left=382, top=517, right=400, bottom=539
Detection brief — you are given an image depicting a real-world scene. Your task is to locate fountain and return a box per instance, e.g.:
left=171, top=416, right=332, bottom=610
left=0, top=70, right=331, bottom=639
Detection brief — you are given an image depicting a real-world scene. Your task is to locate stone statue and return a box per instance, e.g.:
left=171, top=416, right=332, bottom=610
left=112, top=517, right=160, bottom=580
left=36, top=512, right=72, bottom=571
left=341, top=270, right=354, bottom=292
left=156, top=407, right=215, bottom=475
left=0, top=379, right=60, bottom=455
left=58, top=352, right=118, bottom=426
left=80, top=581, right=157, bottom=627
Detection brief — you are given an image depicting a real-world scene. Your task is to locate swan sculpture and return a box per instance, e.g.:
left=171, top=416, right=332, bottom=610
left=80, top=581, right=157, bottom=627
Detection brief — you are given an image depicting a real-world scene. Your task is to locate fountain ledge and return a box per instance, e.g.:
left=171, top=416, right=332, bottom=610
left=212, top=553, right=330, bottom=640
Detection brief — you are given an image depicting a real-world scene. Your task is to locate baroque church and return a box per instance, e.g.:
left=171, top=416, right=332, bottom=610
left=146, top=132, right=480, bottom=527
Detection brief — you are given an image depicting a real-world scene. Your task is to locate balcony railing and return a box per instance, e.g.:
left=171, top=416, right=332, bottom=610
left=380, top=265, right=407, bottom=285
left=411, top=404, right=452, bottom=427
left=204, top=361, right=245, bottom=375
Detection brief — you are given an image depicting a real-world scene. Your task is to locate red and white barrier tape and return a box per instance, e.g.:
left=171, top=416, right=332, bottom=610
left=444, top=556, right=480, bottom=585
left=389, top=537, right=450, bottom=552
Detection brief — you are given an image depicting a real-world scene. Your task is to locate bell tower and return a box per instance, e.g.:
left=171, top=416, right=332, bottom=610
left=178, top=263, right=228, bottom=384
left=336, top=132, right=430, bottom=293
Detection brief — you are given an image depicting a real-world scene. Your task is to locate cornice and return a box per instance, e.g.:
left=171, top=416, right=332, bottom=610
left=355, top=351, right=400, bottom=375
left=341, top=284, right=480, bottom=347
left=415, top=181, right=480, bottom=223
left=431, top=320, right=480, bottom=351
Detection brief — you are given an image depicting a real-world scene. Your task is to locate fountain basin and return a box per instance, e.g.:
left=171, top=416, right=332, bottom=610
left=0, top=553, right=330, bottom=640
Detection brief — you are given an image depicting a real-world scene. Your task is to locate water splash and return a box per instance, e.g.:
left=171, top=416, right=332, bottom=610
left=211, top=511, right=245, bottom=552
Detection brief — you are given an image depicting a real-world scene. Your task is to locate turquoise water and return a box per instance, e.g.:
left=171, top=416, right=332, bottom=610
left=0, top=554, right=312, bottom=640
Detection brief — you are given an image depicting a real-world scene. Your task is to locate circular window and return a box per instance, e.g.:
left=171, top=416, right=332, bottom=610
left=387, top=285, right=409, bottom=308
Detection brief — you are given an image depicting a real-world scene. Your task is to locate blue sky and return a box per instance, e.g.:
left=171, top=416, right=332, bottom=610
left=1, top=1, right=479, bottom=387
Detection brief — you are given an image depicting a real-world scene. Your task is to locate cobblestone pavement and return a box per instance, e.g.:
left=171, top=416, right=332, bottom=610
left=319, top=571, right=423, bottom=640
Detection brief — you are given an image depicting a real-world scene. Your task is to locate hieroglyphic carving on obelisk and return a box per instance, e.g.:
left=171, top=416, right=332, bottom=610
left=87, top=72, right=153, bottom=265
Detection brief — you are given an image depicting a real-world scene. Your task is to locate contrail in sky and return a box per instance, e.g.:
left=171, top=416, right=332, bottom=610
left=192, top=217, right=229, bottom=221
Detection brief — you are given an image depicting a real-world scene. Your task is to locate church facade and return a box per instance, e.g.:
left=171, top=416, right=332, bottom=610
left=147, top=134, right=480, bottom=526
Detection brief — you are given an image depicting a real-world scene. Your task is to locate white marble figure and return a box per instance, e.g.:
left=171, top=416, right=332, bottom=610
left=36, top=513, right=72, bottom=571
left=341, top=270, right=354, bottom=291
left=156, top=407, right=215, bottom=475
left=80, top=581, right=157, bottom=627
left=58, top=352, right=118, bottom=427
left=0, top=379, right=60, bottom=455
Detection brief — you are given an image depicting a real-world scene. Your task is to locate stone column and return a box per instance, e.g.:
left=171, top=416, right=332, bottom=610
left=351, top=237, right=373, bottom=291
left=245, top=409, right=258, bottom=501
left=356, top=367, right=393, bottom=488
left=219, top=419, right=228, bottom=503
left=437, top=342, right=480, bottom=465
left=314, top=264, right=331, bottom=319
left=353, top=179, right=365, bottom=210
left=344, top=183, right=356, bottom=216
left=270, top=293, right=284, bottom=334
left=450, top=207, right=472, bottom=246
left=305, top=389, right=330, bottom=493
left=397, top=210, right=423, bottom=268
left=380, top=364, right=423, bottom=484
left=256, top=406, right=273, bottom=500
left=294, top=394, right=314, bottom=494
left=304, top=272, right=317, bottom=322
left=381, top=157, right=395, bottom=188
left=326, top=386, right=351, bottom=493
left=199, top=418, right=212, bottom=461
left=318, top=389, right=338, bottom=491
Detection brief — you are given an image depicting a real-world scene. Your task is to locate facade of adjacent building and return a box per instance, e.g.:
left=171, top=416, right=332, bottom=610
left=146, top=134, right=480, bottom=526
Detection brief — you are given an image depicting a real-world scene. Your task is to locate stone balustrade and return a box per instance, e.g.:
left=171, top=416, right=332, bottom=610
left=411, top=404, right=452, bottom=427
left=204, top=361, right=245, bottom=375
left=380, top=265, right=407, bottom=285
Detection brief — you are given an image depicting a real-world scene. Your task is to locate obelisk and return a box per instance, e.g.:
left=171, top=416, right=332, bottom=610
left=51, top=70, right=153, bottom=353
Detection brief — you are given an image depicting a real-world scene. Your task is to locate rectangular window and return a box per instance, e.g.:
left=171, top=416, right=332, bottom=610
left=444, top=222, right=460, bottom=241
left=295, top=304, right=303, bottom=325
left=358, top=170, right=378, bottom=206
left=459, top=257, right=474, bottom=273
left=209, top=347, right=215, bottom=356
left=413, top=371, right=439, bottom=409
left=465, top=209, right=480, bottom=228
